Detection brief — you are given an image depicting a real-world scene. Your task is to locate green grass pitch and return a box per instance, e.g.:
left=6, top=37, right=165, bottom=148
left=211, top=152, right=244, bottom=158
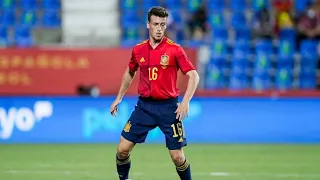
left=0, top=144, right=319, bottom=180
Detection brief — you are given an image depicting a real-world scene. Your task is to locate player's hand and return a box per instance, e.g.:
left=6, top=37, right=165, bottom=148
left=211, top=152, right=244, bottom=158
left=175, top=101, right=189, bottom=121
left=110, top=98, right=122, bottom=117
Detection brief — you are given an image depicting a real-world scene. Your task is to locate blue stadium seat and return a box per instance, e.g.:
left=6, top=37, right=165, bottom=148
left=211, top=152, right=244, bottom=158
left=20, top=0, right=37, bottom=10
left=0, top=26, right=9, bottom=46
left=208, top=10, right=224, bottom=29
left=279, top=28, right=296, bottom=41
left=144, top=0, right=158, bottom=10
left=14, top=26, right=31, bottom=38
left=205, top=61, right=225, bottom=89
left=120, top=39, right=140, bottom=47
left=42, top=10, right=61, bottom=27
left=184, top=39, right=203, bottom=48
left=230, top=56, right=249, bottom=76
left=229, top=75, right=248, bottom=90
left=0, top=26, right=8, bottom=38
left=234, top=27, right=251, bottom=42
left=162, top=0, right=182, bottom=9
left=137, top=10, right=148, bottom=24
left=233, top=41, right=250, bottom=58
left=20, top=11, right=37, bottom=27
left=255, top=39, right=273, bottom=55
left=208, top=0, right=224, bottom=11
left=1, top=10, right=15, bottom=26
left=209, top=56, right=226, bottom=67
left=300, top=55, right=318, bottom=76
left=231, top=12, right=247, bottom=29
left=122, top=26, right=139, bottom=40
left=42, top=0, right=61, bottom=10
left=121, top=11, right=139, bottom=27
left=299, top=42, right=318, bottom=87
left=275, top=68, right=293, bottom=90
left=120, top=0, right=137, bottom=11
left=278, top=40, right=295, bottom=58
left=14, top=26, right=33, bottom=47
left=300, top=63, right=317, bottom=77
left=300, top=40, right=318, bottom=58
left=169, top=9, right=183, bottom=26
left=0, top=0, right=14, bottom=10
left=252, top=75, right=270, bottom=90
left=211, top=39, right=227, bottom=58
left=186, top=0, right=202, bottom=12
left=230, top=0, right=247, bottom=11
left=295, top=0, right=312, bottom=14
left=212, top=27, right=228, bottom=41
left=252, top=0, right=269, bottom=12
left=277, top=56, right=294, bottom=69
left=175, top=29, right=185, bottom=43
left=254, top=54, right=270, bottom=76
left=140, top=28, right=148, bottom=39
left=299, top=75, right=317, bottom=89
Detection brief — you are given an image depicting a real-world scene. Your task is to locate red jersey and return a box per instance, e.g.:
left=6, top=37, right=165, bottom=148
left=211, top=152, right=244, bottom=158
left=128, top=37, right=196, bottom=100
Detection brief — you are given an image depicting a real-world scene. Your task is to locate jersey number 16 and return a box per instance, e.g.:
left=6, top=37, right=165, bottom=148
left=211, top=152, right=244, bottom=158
left=148, top=67, right=158, bottom=81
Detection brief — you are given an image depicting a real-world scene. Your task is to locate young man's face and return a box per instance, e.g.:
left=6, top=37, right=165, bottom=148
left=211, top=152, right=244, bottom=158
left=147, top=15, right=167, bottom=42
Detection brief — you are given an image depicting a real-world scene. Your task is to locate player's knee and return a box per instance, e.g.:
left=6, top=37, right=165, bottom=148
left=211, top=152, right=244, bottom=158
left=117, top=136, right=135, bottom=159
left=117, top=145, right=130, bottom=159
left=170, top=150, right=185, bottom=165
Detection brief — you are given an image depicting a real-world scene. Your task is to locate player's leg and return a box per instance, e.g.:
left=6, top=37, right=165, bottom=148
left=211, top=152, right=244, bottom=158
left=116, top=136, right=135, bottom=180
left=169, top=147, right=191, bottom=180
left=157, top=103, right=192, bottom=180
left=116, top=100, right=157, bottom=180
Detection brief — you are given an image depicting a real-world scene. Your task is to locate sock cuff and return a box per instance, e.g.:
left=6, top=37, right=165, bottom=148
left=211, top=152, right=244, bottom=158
left=176, top=158, right=189, bottom=171
left=116, top=155, right=131, bottom=165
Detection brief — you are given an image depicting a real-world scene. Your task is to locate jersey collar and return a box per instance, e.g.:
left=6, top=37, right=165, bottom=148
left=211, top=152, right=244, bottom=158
left=148, top=36, right=167, bottom=50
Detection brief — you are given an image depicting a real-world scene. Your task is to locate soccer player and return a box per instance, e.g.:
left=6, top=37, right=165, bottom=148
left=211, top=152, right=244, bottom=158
left=110, top=6, right=199, bottom=180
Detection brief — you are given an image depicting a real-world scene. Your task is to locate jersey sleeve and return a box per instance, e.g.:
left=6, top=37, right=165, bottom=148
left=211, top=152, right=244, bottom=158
left=128, top=48, right=139, bottom=72
left=175, top=46, right=196, bottom=74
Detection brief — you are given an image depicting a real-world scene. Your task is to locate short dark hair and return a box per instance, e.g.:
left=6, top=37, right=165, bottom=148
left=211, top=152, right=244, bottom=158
left=148, top=6, right=169, bottom=22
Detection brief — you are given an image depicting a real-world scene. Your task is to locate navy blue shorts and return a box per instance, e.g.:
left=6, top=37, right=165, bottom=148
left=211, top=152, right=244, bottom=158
left=121, top=96, right=187, bottom=150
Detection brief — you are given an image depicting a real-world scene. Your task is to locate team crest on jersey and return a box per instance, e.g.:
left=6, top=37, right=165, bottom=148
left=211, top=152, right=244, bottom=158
left=160, top=54, right=169, bottom=69
left=123, top=121, right=132, bottom=132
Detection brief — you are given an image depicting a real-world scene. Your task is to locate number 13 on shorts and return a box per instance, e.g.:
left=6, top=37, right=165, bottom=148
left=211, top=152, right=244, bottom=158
left=171, top=122, right=186, bottom=139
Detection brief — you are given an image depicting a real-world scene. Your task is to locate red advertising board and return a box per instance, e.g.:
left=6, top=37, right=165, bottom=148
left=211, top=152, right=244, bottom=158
left=0, top=48, right=197, bottom=96
left=0, top=48, right=319, bottom=97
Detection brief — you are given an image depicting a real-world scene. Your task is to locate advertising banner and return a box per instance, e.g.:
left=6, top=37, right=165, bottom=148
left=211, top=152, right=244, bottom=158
left=1, top=97, right=319, bottom=144
left=0, top=48, right=196, bottom=95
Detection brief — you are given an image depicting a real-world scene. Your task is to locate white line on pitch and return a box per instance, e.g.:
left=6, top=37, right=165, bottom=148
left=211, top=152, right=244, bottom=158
left=0, top=170, right=102, bottom=177
left=2, top=170, right=320, bottom=178
left=130, top=171, right=320, bottom=178
left=207, top=172, right=320, bottom=178
left=2, top=162, right=318, bottom=168
left=208, top=172, right=231, bottom=176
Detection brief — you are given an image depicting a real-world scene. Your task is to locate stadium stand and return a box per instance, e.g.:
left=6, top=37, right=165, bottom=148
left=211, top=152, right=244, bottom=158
left=118, top=0, right=320, bottom=90
left=0, top=0, right=318, bottom=90
left=0, top=0, right=62, bottom=46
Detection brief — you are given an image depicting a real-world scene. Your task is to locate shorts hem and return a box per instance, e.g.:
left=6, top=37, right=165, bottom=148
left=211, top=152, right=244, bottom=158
left=167, top=143, right=187, bottom=150
left=121, top=132, right=145, bottom=144
left=121, top=133, right=137, bottom=144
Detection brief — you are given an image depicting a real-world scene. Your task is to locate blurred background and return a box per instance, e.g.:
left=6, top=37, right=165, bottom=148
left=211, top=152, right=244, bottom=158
left=0, top=1, right=320, bottom=179
left=0, top=0, right=319, bottom=92
left=0, top=0, right=319, bottom=143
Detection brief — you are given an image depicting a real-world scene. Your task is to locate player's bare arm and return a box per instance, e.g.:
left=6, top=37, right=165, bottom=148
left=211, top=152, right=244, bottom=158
left=175, top=70, right=199, bottom=121
left=110, top=67, right=136, bottom=116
